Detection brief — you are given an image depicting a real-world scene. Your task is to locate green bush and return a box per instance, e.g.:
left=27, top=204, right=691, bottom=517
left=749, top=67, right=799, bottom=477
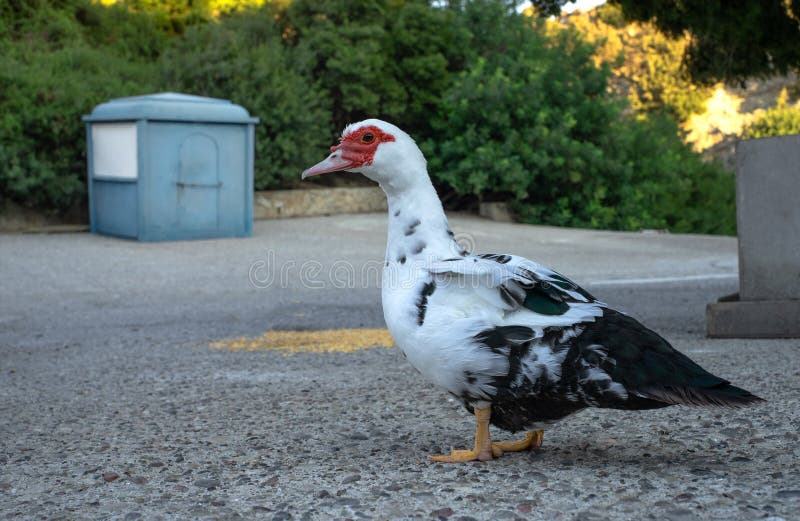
left=114, top=0, right=212, bottom=35
left=743, top=90, right=800, bottom=140
left=160, top=7, right=332, bottom=190
left=425, top=5, right=734, bottom=234
left=0, top=1, right=159, bottom=213
left=283, top=0, right=469, bottom=143
left=1, top=0, right=735, bottom=235
left=603, top=115, right=735, bottom=234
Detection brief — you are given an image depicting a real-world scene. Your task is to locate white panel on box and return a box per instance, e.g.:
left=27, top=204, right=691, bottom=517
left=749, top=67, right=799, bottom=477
left=92, top=123, right=137, bottom=179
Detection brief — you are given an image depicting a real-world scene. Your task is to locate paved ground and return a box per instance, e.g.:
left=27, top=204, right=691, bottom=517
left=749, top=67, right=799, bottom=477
left=1, top=214, right=799, bottom=520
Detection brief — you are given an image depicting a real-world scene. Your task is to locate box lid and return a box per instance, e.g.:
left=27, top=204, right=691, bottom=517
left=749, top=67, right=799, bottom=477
left=83, top=92, right=259, bottom=124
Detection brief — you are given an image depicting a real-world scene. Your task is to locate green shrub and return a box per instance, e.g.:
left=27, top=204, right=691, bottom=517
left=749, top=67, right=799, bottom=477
left=283, top=0, right=469, bottom=143
left=0, top=1, right=159, bottom=213
left=604, top=115, right=735, bottom=235
left=1, top=0, right=166, bottom=54
left=160, top=7, right=332, bottom=190
left=115, top=0, right=212, bottom=35
left=78, top=2, right=167, bottom=59
left=743, top=90, right=800, bottom=139
left=425, top=6, right=734, bottom=234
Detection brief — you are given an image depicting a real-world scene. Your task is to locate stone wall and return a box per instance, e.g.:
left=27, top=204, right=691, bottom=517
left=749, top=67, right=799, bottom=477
left=254, top=187, right=387, bottom=220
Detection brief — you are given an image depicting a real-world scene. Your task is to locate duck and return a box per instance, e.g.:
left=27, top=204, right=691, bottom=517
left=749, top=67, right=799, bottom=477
left=301, top=119, right=764, bottom=463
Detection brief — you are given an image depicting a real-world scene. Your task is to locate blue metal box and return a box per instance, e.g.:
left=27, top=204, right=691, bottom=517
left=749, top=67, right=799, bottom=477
left=83, top=93, right=259, bottom=241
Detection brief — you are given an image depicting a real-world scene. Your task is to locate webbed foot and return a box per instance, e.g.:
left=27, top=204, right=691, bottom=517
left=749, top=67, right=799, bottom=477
left=491, top=430, right=544, bottom=456
left=430, top=448, right=493, bottom=462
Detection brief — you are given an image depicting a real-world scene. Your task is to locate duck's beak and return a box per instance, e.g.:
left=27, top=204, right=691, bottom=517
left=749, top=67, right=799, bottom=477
left=301, top=150, right=355, bottom=179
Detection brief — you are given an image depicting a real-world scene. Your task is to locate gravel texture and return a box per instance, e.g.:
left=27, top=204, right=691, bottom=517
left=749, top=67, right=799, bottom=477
left=1, top=337, right=798, bottom=520
left=2, top=216, right=799, bottom=520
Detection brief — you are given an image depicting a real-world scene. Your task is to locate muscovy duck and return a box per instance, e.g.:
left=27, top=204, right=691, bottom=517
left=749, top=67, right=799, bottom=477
left=301, top=119, right=764, bottom=463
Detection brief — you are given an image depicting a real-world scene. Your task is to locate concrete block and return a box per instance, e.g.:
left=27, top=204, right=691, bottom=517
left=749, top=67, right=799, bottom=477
left=736, top=135, right=800, bottom=301
left=707, top=297, right=800, bottom=338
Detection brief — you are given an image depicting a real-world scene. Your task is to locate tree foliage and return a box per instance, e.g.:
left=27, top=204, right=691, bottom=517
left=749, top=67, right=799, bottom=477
left=532, top=0, right=800, bottom=84
left=563, top=4, right=711, bottom=122
left=1, top=0, right=735, bottom=234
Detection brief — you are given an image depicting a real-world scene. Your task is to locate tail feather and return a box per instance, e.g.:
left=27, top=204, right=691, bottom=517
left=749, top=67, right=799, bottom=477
left=636, top=383, right=765, bottom=408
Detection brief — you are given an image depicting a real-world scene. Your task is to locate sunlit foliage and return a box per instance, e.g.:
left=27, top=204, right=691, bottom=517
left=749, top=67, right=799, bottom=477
left=530, top=0, right=800, bottom=84
left=561, top=4, right=711, bottom=123
left=743, top=89, right=800, bottom=140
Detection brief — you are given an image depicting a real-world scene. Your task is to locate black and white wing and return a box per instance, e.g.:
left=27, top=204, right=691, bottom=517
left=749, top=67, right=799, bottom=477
left=426, top=253, right=604, bottom=328
left=421, top=254, right=762, bottom=432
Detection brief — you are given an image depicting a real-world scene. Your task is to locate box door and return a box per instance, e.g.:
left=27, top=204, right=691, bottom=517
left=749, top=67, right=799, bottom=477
left=177, top=133, right=220, bottom=230
left=145, top=122, right=247, bottom=240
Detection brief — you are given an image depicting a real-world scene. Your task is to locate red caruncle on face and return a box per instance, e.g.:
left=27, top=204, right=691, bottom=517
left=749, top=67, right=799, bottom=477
left=332, top=125, right=396, bottom=168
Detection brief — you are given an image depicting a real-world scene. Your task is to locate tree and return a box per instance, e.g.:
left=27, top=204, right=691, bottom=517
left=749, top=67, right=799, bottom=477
left=562, top=4, right=711, bottom=122
left=531, top=0, right=800, bottom=84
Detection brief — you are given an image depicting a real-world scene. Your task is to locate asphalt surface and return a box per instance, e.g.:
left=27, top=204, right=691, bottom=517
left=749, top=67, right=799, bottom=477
left=1, top=214, right=799, bottom=520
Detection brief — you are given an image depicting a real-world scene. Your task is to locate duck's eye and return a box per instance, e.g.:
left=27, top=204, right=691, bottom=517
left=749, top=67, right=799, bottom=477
left=362, top=133, right=375, bottom=143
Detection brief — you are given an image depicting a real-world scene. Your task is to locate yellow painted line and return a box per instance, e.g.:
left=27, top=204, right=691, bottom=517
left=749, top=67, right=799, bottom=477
left=210, top=328, right=394, bottom=354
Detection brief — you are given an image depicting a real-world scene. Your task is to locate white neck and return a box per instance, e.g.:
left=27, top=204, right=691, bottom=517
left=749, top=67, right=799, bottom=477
left=379, top=167, right=463, bottom=265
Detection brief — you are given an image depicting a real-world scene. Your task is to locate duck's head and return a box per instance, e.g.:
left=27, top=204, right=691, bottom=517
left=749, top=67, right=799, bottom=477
left=301, top=119, right=427, bottom=191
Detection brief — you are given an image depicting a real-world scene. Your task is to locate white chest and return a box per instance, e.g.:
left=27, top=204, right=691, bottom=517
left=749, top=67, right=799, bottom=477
left=380, top=264, right=510, bottom=400
left=377, top=184, right=509, bottom=398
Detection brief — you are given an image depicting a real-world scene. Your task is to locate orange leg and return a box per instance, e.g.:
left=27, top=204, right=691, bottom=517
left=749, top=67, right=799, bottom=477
left=430, top=406, right=494, bottom=462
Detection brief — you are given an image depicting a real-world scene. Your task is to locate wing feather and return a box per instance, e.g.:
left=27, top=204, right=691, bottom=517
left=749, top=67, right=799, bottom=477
left=427, top=254, right=601, bottom=316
